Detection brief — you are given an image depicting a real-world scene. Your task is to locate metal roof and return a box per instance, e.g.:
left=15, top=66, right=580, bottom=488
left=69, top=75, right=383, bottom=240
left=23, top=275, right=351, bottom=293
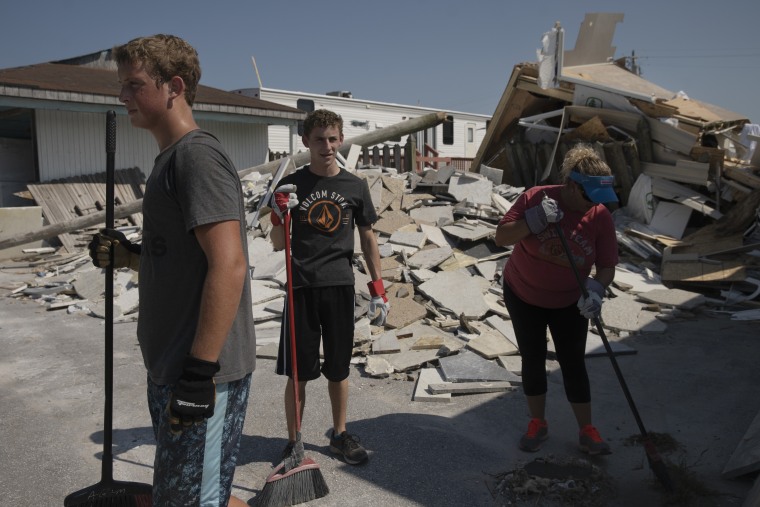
left=0, top=62, right=304, bottom=120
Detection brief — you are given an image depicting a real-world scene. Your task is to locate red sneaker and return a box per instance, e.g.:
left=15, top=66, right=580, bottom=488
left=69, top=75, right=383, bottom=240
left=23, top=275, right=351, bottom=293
left=519, top=418, right=548, bottom=452
left=579, top=424, right=611, bottom=455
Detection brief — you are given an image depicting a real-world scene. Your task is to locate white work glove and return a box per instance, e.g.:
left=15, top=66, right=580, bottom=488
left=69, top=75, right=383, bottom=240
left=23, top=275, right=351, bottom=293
left=367, top=279, right=390, bottom=326
left=577, top=278, right=605, bottom=320
left=524, top=197, right=563, bottom=235
left=269, top=185, right=299, bottom=226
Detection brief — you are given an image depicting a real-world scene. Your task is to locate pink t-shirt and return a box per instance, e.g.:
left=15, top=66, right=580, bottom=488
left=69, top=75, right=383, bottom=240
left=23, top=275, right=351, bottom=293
left=500, top=185, right=618, bottom=308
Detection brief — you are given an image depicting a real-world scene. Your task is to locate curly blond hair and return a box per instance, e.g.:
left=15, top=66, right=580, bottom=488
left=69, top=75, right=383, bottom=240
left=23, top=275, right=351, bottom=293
left=559, top=144, right=612, bottom=181
left=113, top=34, right=201, bottom=106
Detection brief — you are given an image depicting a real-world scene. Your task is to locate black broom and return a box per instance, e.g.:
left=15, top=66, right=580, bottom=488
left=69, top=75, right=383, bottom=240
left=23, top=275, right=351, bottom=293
left=255, top=201, right=329, bottom=506
left=64, top=110, right=153, bottom=506
left=552, top=216, right=673, bottom=493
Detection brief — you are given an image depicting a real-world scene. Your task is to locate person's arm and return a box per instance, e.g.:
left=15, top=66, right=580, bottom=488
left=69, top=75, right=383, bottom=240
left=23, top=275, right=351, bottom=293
left=494, top=219, right=531, bottom=247
left=358, top=225, right=382, bottom=280
left=190, top=220, right=248, bottom=362
left=592, top=266, right=615, bottom=290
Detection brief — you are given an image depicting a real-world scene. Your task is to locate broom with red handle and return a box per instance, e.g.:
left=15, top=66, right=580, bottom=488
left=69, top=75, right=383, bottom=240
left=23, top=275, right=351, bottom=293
left=64, top=112, right=152, bottom=506
left=256, top=191, right=329, bottom=506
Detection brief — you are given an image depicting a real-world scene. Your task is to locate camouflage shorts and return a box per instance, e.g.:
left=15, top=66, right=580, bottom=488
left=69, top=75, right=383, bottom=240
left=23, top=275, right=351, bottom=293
left=147, top=374, right=251, bottom=506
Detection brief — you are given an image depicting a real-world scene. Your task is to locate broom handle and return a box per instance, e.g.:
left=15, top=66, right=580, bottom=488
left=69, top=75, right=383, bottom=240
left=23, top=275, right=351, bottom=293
left=553, top=221, right=651, bottom=437
left=283, top=211, right=301, bottom=432
left=103, top=110, right=116, bottom=482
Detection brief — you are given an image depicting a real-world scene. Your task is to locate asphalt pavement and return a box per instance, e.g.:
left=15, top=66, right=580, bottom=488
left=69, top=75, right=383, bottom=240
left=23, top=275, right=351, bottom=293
left=0, top=267, right=757, bottom=506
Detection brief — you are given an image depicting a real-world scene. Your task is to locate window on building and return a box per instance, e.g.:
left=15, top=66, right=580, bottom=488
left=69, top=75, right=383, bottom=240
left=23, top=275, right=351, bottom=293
left=467, top=127, right=474, bottom=143
left=443, top=115, right=454, bottom=145
left=296, top=99, right=315, bottom=136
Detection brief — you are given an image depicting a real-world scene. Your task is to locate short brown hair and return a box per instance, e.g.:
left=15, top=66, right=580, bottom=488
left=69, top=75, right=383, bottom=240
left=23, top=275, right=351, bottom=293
left=559, top=143, right=612, bottom=180
left=113, top=34, right=201, bottom=106
left=303, top=109, right=343, bottom=137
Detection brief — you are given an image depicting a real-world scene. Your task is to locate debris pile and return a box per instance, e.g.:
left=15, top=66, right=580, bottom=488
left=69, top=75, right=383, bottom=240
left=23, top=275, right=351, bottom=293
left=6, top=158, right=756, bottom=405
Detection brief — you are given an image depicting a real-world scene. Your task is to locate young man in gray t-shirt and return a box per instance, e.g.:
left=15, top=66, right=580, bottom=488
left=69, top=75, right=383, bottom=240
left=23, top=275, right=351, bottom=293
left=88, top=34, right=254, bottom=507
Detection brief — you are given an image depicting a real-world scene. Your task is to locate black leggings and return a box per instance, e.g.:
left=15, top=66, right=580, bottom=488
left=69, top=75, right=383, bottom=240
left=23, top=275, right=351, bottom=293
left=503, top=283, right=591, bottom=403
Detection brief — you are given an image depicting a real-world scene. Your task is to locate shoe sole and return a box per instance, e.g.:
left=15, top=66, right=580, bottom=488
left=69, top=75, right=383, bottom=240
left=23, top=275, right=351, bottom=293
left=579, top=445, right=611, bottom=456
left=329, top=444, right=368, bottom=465
left=519, top=434, right=548, bottom=452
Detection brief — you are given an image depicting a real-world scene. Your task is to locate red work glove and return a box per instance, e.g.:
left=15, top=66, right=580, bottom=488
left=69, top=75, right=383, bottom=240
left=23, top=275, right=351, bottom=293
left=269, top=186, right=298, bottom=226
left=367, top=279, right=390, bottom=326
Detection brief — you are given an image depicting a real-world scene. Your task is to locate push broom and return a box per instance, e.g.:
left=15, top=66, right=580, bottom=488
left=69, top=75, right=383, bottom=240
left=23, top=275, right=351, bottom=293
left=551, top=208, right=673, bottom=492
left=256, top=197, right=329, bottom=506
left=64, top=111, right=153, bottom=506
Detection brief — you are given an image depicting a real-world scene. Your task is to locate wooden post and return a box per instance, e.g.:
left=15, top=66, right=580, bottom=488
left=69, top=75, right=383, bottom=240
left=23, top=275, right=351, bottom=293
left=382, top=145, right=391, bottom=167
left=404, top=135, right=417, bottom=174
left=371, top=146, right=380, bottom=166
left=393, top=144, right=402, bottom=171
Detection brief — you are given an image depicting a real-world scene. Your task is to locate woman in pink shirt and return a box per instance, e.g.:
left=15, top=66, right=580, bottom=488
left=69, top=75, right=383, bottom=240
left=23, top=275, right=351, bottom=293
left=494, top=144, right=618, bottom=455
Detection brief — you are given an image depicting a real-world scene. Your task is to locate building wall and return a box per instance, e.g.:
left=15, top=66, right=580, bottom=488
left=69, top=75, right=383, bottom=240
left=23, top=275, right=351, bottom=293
left=35, top=110, right=269, bottom=181
left=241, top=89, right=489, bottom=161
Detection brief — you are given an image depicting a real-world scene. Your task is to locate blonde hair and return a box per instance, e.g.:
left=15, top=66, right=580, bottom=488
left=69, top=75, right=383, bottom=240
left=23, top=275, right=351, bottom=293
left=113, top=34, right=201, bottom=106
left=559, top=144, right=612, bottom=181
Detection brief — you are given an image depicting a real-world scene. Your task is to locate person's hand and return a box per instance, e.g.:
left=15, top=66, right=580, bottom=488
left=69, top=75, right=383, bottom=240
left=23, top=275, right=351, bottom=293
left=577, top=278, right=605, bottom=320
left=367, top=279, right=390, bottom=326
left=168, top=355, right=220, bottom=434
left=524, top=197, right=563, bottom=235
left=269, top=184, right=298, bottom=226
left=87, top=228, right=140, bottom=270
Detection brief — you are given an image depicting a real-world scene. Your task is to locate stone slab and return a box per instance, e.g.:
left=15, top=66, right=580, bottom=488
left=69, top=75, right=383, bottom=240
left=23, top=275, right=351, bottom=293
left=374, top=210, right=415, bottom=236
left=364, top=355, right=394, bottom=378
left=410, top=335, right=444, bottom=350
left=447, top=173, right=493, bottom=205
left=407, top=245, right=453, bottom=270
left=484, top=315, right=520, bottom=351
left=467, top=330, right=519, bottom=359
left=372, top=331, right=401, bottom=354
left=413, top=367, right=451, bottom=403
left=419, top=223, right=451, bottom=248
left=427, top=381, right=515, bottom=394
left=438, top=350, right=518, bottom=383
left=409, top=204, right=454, bottom=225
left=636, top=288, right=707, bottom=310
left=417, top=269, right=490, bottom=319
left=441, top=221, right=495, bottom=242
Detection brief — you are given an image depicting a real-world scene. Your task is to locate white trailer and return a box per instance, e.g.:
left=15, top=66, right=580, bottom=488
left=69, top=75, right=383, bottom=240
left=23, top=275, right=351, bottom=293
left=232, top=87, right=490, bottom=166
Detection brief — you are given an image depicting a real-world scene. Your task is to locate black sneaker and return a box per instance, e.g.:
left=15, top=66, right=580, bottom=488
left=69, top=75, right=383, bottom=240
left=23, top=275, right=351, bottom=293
left=329, top=431, right=368, bottom=465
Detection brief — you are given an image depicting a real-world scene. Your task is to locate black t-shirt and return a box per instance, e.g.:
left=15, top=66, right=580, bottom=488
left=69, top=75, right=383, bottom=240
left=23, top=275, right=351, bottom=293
left=278, top=166, right=377, bottom=288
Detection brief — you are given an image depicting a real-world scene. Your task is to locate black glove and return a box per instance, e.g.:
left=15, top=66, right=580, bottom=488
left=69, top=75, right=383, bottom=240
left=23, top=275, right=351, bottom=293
left=87, top=228, right=141, bottom=270
left=168, top=355, right=220, bottom=433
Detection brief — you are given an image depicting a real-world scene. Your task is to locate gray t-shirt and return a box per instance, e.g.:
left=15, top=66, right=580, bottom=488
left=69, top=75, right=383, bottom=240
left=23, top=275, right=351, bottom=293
left=137, top=130, right=255, bottom=384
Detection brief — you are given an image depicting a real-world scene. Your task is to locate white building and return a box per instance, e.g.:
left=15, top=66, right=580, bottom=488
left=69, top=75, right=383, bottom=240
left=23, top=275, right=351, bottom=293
left=232, top=87, right=490, bottom=167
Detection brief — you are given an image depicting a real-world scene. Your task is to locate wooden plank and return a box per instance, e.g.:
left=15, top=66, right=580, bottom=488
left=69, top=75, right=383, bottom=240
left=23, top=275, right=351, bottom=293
left=724, top=166, right=760, bottom=190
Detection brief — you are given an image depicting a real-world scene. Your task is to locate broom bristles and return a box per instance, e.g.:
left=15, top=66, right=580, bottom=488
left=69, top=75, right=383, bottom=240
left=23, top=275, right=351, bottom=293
left=255, top=457, right=329, bottom=507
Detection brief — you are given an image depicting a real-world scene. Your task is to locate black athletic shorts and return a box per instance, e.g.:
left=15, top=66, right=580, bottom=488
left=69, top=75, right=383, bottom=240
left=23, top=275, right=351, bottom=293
left=276, top=285, right=355, bottom=382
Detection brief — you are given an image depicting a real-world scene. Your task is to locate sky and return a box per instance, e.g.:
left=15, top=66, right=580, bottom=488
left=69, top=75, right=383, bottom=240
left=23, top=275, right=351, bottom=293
left=3, top=1, right=760, bottom=123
